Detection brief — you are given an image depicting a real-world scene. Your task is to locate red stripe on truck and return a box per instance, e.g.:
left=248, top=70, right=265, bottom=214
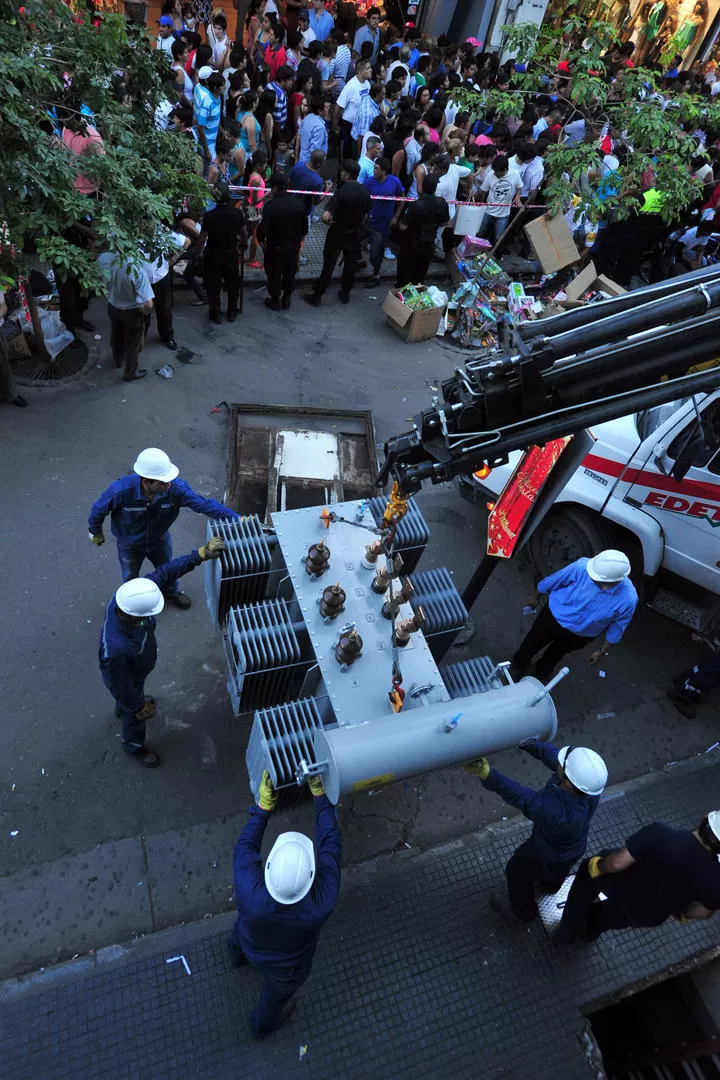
left=583, top=453, right=720, bottom=503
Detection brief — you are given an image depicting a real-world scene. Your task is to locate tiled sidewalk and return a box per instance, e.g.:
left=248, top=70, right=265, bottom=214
left=4, top=754, right=720, bottom=1080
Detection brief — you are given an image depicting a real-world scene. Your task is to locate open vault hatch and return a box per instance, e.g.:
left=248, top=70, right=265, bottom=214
left=225, top=404, right=378, bottom=521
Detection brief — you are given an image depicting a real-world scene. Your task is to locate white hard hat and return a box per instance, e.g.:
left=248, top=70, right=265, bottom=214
left=264, top=831, right=315, bottom=905
left=115, top=578, right=165, bottom=617
left=133, top=448, right=179, bottom=483
left=586, top=549, right=631, bottom=583
left=558, top=745, right=608, bottom=796
left=708, top=810, right=720, bottom=844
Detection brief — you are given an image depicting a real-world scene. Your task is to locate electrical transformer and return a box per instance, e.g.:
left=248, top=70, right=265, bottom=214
left=205, top=497, right=558, bottom=804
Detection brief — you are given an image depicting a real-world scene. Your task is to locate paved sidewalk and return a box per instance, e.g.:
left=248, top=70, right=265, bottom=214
left=4, top=753, right=720, bottom=1080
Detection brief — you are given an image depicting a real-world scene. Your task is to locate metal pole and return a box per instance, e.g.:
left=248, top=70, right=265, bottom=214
left=461, top=552, right=501, bottom=613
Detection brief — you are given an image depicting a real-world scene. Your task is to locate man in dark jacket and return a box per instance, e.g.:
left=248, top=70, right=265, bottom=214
left=202, top=181, right=247, bottom=323
left=229, top=769, right=342, bottom=1037
left=98, top=540, right=225, bottom=767
left=556, top=811, right=720, bottom=944
left=464, top=740, right=607, bottom=922
left=395, top=174, right=450, bottom=287
left=304, top=160, right=371, bottom=307
left=88, top=446, right=238, bottom=608
left=257, top=173, right=309, bottom=311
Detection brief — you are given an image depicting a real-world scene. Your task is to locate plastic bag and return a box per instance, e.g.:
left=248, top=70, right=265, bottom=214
left=37, top=307, right=74, bottom=360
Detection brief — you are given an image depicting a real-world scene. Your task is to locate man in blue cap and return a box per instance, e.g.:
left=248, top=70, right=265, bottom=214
left=156, top=14, right=176, bottom=60
left=88, top=447, right=239, bottom=608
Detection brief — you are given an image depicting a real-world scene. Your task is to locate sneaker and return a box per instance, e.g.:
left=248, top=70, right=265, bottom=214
left=167, top=591, right=192, bottom=610
left=384, top=248, right=396, bottom=260
left=303, top=293, right=322, bottom=307
left=123, top=745, right=161, bottom=768
left=164, top=337, right=177, bottom=350
left=122, top=369, right=147, bottom=381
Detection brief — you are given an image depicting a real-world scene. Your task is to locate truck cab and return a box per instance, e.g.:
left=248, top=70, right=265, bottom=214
left=461, top=391, right=720, bottom=632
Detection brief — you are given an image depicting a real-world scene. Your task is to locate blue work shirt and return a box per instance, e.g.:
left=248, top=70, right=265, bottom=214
left=233, top=796, right=342, bottom=970
left=482, top=740, right=599, bottom=865
left=538, top=557, right=637, bottom=643
left=88, top=474, right=238, bottom=549
left=98, top=551, right=201, bottom=712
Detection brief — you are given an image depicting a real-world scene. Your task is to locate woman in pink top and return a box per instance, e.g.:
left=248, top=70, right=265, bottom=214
left=61, top=120, right=105, bottom=196
left=245, top=151, right=268, bottom=268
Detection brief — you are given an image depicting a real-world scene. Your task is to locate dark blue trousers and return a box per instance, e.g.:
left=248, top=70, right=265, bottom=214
left=228, top=919, right=312, bottom=1037
left=505, top=837, right=575, bottom=921
left=116, top=535, right=179, bottom=595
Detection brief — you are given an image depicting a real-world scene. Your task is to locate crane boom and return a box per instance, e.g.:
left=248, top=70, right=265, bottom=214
left=377, top=266, right=720, bottom=495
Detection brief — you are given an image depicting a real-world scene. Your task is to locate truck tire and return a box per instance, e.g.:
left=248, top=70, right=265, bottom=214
left=527, top=507, right=615, bottom=580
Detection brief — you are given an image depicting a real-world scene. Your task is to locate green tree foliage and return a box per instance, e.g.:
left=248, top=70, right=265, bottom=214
left=0, top=0, right=207, bottom=290
left=455, top=16, right=720, bottom=224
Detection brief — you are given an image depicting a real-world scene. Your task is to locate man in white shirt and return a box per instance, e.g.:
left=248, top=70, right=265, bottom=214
left=142, top=230, right=188, bottom=351
left=476, top=153, right=523, bottom=245
left=434, top=153, right=472, bottom=254
left=334, top=59, right=371, bottom=163
left=155, top=15, right=175, bottom=61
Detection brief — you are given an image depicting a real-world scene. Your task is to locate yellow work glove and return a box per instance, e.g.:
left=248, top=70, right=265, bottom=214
left=257, top=769, right=278, bottom=812
left=89, top=531, right=105, bottom=546
left=587, top=856, right=603, bottom=879
left=198, top=537, right=226, bottom=561
left=134, top=701, right=156, bottom=722
left=308, top=774, right=325, bottom=797
left=463, top=758, right=490, bottom=780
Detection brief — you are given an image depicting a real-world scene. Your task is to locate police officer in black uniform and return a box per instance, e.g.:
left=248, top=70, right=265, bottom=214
left=303, top=160, right=371, bottom=307
left=202, top=182, right=247, bottom=324
left=395, top=174, right=450, bottom=287
left=256, top=173, right=309, bottom=311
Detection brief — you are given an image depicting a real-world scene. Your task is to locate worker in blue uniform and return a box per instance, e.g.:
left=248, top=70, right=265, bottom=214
left=229, top=769, right=342, bottom=1038
left=463, top=740, right=608, bottom=922
left=98, top=538, right=225, bottom=767
left=556, top=811, right=720, bottom=945
left=88, top=447, right=239, bottom=609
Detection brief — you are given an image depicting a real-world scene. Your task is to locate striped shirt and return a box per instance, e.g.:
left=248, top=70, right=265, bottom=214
left=267, top=81, right=288, bottom=125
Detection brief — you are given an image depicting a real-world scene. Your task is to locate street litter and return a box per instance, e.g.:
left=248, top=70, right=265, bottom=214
left=299, top=1045, right=308, bottom=1061
left=166, top=954, right=192, bottom=975
left=9, top=830, right=19, bottom=837
left=596, top=712, right=615, bottom=720
left=155, top=363, right=174, bottom=379
left=705, top=742, right=720, bottom=754
left=599, top=670, right=606, bottom=678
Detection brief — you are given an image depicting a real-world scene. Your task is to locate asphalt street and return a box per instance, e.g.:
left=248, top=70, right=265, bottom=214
left=1, top=283, right=716, bottom=970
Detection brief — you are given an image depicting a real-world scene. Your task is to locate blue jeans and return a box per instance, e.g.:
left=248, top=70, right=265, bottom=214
left=228, top=920, right=312, bottom=1037
left=117, top=535, right=178, bottom=595
left=479, top=214, right=510, bottom=245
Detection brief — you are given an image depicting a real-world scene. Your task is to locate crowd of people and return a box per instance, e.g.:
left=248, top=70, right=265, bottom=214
left=9, top=0, right=720, bottom=387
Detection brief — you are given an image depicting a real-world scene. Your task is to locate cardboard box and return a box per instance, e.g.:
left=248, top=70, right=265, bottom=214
left=524, top=213, right=580, bottom=274
left=559, top=261, right=626, bottom=309
left=382, top=288, right=446, bottom=342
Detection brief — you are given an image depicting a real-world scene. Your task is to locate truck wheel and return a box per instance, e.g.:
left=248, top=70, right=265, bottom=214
left=527, top=507, right=614, bottom=580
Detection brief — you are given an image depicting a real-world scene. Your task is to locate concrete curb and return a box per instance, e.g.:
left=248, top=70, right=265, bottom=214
left=3, top=743, right=720, bottom=987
